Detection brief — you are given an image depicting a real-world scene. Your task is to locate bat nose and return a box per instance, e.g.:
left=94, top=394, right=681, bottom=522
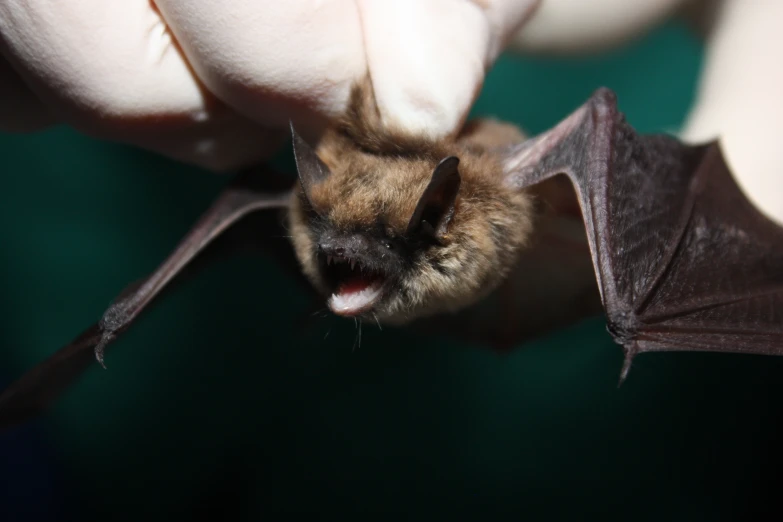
left=319, top=235, right=369, bottom=257
left=320, top=243, right=345, bottom=257
left=318, top=238, right=346, bottom=257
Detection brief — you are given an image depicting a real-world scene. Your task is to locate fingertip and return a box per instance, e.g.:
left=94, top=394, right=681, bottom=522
left=361, top=0, right=540, bottom=140
left=360, top=0, right=489, bottom=139
left=509, top=0, right=683, bottom=54
left=681, top=0, right=783, bottom=224
left=155, top=0, right=367, bottom=129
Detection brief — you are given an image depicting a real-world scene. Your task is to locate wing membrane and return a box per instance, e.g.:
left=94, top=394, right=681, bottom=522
left=501, top=88, right=783, bottom=379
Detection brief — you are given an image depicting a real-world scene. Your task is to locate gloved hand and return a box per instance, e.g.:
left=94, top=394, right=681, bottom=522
left=510, top=0, right=783, bottom=224
left=0, top=0, right=539, bottom=170
left=1, top=0, right=780, bottom=222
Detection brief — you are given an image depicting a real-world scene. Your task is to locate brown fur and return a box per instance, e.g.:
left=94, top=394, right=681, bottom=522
left=288, top=79, right=536, bottom=323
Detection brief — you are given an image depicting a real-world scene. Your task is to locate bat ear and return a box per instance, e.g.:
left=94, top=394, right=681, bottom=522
left=290, top=122, right=331, bottom=200
left=407, top=156, right=461, bottom=239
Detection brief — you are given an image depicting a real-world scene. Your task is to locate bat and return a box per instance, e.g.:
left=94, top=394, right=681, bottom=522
left=1, top=83, right=781, bottom=431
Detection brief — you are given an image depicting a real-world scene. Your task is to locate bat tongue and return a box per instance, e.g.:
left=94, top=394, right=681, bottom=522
left=328, top=273, right=383, bottom=316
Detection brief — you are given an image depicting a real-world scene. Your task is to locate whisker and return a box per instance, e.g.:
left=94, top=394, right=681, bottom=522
left=352, top=320, right=362, bottom=352
left=311, top=307, right=328, bottom=317
left=324, top=328, right=332, bottom=340
left=372, top=312, right=383, bottom=331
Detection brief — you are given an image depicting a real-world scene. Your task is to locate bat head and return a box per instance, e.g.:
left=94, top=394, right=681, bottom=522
left=287, top=122, right=534, bottom=325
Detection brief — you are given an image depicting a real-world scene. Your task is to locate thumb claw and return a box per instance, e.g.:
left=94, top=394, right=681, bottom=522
left=617, top=344, right=637, bottom=387
left=94, top=333, right=114, bottom=370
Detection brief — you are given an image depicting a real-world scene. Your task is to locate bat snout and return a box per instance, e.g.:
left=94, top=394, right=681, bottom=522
left=319, top=241, right=346, bottom=258
left=318, top=235, right=371, bottom=259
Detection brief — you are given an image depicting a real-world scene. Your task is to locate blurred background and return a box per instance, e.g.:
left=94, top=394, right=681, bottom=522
left=1, top=21, right=782, bottom=521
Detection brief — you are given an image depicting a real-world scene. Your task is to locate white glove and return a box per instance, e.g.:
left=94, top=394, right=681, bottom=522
left=512, top=0, right=783, bottom=224
left=0, top=0, right=538, bottom=170
left=1, top=0, right=781, bottom=222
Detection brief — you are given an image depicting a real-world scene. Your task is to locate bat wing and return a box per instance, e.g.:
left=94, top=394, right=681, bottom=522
left=501, top=88, right=783, bottom=381
left=0, top=167, right=293, bottom=430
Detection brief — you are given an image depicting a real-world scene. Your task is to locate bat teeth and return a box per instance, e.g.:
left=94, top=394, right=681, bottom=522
left=350, top=259, right=356, bottom=270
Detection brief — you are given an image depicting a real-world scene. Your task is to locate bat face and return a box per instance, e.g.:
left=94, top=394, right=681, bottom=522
left=287, top=126, right=535, bottom=325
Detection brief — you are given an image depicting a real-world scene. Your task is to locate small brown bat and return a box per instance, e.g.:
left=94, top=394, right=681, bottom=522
left=1, top=84, right=782, bottom=431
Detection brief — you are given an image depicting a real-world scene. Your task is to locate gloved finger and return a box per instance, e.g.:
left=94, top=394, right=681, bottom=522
left=0, top=0, right=282, bottom=171
left=508, top=0, right=685, bottom=54
left=154, top=0, right=367, bottom=141
left=155, top=0, right=539, bottom=142
left=681, top=0, right=783, bottom=224
left=0, top=56, right=54, bottom=132
left=361, top=0, right=540, bottom=138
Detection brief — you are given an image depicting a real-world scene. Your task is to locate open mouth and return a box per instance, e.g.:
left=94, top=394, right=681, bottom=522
left=321, top=255, right=386, bottom=316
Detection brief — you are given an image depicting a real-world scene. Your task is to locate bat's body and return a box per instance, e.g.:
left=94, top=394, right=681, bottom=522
left=288, top=84, right=599, bottom=333
left=1, top=85, right=781, bottom=430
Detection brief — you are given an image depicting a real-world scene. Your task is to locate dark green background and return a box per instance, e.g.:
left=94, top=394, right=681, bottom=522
left=2, top=23, right=781, bottom=520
